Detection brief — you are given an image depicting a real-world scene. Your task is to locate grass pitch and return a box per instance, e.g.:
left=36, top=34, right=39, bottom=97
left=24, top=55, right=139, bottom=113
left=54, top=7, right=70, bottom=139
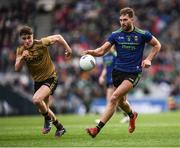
left=0, top=111, right=180, bottom=147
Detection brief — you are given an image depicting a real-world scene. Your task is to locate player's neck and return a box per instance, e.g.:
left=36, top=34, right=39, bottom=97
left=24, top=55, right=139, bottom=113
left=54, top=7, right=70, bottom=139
left=126, top=24, right=134, bottom=32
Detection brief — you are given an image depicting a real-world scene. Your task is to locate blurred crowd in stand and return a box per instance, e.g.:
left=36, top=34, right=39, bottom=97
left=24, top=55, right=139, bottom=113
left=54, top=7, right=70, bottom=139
left=0, top=0, right=180, bottom=113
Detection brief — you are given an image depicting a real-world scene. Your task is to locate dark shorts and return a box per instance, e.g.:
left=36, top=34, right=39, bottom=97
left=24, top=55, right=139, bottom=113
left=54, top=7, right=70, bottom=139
left=106, top=82, right=113, bottom=88
left=112, top=69, right=141, bottom=88
left=34, top=76, right=58, bottom=95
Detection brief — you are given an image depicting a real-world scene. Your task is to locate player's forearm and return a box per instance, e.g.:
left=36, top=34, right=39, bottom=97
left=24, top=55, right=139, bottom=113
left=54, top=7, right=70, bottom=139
left=87, top=47, right=106, bottom=57
left=57, top=35, right=72, bottom=53
left=146, top=42, right=161, bottom=61
left=62, top=42, right=72, bottom=54
left=86, top=42, right=111, bottom=57
left=15, top=57, right=24, bottom=72
left=101, top=67, right=107, bottom=78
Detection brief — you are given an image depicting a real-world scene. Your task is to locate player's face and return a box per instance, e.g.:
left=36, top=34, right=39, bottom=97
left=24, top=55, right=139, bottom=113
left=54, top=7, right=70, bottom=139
left=20, top=34, right=33, bottom=49
left=119, top=14, right=134, bottom=31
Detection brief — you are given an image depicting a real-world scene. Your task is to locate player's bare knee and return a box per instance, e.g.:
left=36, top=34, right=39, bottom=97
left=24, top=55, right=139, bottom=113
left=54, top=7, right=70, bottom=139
left=32, top=96, right=42, bottom=105
left=32, top=99, right=40, bottom=105
left=110, top=95, right=118, bottom=105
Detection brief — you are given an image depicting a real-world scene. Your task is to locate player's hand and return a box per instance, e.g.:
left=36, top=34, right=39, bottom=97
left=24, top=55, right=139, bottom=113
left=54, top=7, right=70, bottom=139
left=22, top=50, right=30, bottom=61
left=83, top=50, right=89, bottom=55
left=141, top=59, right=151, bottom=68
left=65, top=49, right=72, bottom=59
left=99, top=76, right=105, bottom=85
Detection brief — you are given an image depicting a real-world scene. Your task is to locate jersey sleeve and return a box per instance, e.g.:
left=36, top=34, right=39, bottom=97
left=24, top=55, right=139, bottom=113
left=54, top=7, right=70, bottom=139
left=16, top=47, right=23, bottom=56
left=144, top=31, right=153, bottom=43
left=107, top=33, right=115, bottom=45
left=41, top=37, right=51, bottom=47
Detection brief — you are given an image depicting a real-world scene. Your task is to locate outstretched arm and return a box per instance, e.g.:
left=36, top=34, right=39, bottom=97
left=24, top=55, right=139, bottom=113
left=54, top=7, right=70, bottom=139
left=43, top=35, right=72, bottom=58
left=84, top=42, right=112, bottom=57
left=142, top=36, right=161, bottom=68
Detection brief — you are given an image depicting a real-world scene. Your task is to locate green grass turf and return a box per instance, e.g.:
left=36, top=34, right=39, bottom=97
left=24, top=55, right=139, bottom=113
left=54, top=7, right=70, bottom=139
left=0, top=111, right=180, bottom=147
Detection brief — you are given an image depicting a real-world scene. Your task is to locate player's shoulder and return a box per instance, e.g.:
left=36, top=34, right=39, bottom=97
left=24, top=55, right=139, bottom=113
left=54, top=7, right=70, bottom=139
left=16, top=45, right=23, bottom=51
left=112, top=28, right=123, bottom=34
left=134, top=27, right=149, bottom=35
left=34, top=39, right=43, bottom=45
left=16, top=45, right=24, bottom=54
left=33, top=39, right=49, bottom=48
left=39, top=37, right=51, bottom=46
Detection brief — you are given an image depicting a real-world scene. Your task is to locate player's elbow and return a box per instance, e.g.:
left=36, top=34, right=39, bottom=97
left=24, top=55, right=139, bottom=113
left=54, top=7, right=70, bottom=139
left=56, top=34, right=64, bottom=43
left=153, top=40, right=161, bottom=53
left=156, top=41, right=161, bottom=52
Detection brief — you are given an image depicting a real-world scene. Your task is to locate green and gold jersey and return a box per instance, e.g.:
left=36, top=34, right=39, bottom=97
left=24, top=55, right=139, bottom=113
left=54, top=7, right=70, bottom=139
left=16, top=37, right=56, bottom=82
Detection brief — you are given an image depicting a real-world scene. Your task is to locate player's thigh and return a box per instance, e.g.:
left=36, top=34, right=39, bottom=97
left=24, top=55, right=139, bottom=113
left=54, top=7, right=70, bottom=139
left=113, top=80, right=133, bottom=100
left=106, top=86, right=114, bottom=102
left=44, top=96, right=51, bottom=107
left=33, top=85, right=51, bottom=102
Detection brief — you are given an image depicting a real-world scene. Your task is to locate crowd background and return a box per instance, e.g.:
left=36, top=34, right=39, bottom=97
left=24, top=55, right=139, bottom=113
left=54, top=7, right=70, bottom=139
left=0, top=0, right=180, bottom=115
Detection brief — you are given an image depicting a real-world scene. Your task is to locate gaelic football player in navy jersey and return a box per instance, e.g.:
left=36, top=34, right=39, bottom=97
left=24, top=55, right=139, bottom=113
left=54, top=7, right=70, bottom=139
left=96, top=47, right=129, bottom=124
left=85, top=7, right=161, bottom=138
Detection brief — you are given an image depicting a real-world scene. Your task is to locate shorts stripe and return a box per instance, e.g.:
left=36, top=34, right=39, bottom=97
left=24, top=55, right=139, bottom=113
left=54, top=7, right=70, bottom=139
left=133, top=73, right=141, bottom=87
left=50, top=75, right=58, bottom=93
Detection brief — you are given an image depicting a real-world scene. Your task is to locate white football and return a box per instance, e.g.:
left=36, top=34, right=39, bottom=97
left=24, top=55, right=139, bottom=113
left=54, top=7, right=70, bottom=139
left=79, top=54, right=96, bottom=71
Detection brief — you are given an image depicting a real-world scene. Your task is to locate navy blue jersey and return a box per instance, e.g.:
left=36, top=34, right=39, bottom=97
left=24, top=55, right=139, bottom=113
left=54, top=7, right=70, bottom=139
left=103, top=51, right=116, bottom=85
left=107, top=27, right=152, bottom=72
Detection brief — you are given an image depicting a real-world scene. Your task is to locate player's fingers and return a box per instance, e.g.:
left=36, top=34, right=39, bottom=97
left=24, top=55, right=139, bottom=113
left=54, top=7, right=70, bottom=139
left=141, top=61, right=145, bottom=68
left=23, top=50, right=29, bottom=57
left=65, top=52, right=68, bottom=56
left=82, top=50, right=90, bottom=55
left=65, top=53, right=71, bottom=59
left=145, top=64, right=151, bottom=68
left=24, top=50, right=29, bottom=55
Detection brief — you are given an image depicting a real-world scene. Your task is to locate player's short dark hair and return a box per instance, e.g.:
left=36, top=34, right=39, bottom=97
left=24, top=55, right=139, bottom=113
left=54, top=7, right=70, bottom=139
left=19, top=26, right=33, bottom=36
left=120, top=7, right=135, bottom=18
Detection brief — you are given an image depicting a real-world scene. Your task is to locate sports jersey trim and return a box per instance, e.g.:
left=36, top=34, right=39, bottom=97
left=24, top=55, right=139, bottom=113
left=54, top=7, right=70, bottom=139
left=112, top=28, right=122, bottom=33
left=134, top=27, right=146, bottom=34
